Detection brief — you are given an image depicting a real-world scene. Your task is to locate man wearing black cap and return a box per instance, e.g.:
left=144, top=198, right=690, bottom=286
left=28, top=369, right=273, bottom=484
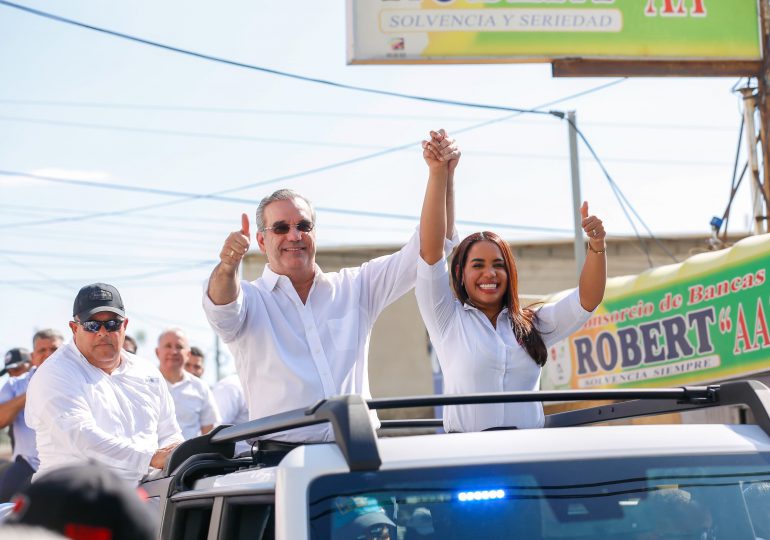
left=25, top=283, right=183, bottom=485
left=0, top=348, right=31, bottom=379
left=0, top=330, right=63, bottom=502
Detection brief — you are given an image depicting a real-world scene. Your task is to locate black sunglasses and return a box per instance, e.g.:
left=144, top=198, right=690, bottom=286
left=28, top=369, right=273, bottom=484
left=263, top=220, right=314, bottom=235
left=75, top=319, right=124, bottom=333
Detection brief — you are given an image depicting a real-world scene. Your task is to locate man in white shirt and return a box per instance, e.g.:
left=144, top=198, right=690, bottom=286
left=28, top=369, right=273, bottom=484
left=156, top=328, right=221, bottom=440
left=213, top=374, right=248, bottom=426
left=213, top=374, right=249, bottom=454
left=26, top=283, right=183, bottom=484
left=0, top=329, right=64, bottom=500
left=204, top=135, right=459, bottom=443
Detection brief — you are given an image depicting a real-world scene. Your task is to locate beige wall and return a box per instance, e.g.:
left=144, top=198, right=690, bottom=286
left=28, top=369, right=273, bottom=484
left=243, top=235, right=746, bottom=420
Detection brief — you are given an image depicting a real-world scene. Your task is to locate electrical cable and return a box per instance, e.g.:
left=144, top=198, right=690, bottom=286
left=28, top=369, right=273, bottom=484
left=721, top=114, right=746, bottom=241
left=0, top=79, right=627, bottom=233
left=0, top=2, right=717, bottom=266
left=0, top=98, right=739, bottom=133
left=0, top=170, right=572, bottom=234
left=565, top=117, right=679, bottom=265
left=0, top=0, right=559, bottom=118
left=0, top=114, right=385, bottom=150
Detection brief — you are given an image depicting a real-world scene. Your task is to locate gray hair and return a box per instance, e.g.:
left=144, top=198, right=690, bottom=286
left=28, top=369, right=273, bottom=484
left=157, top=327, right=189, bottom=347
left=255, top=189, right=316, bottom=232
left=32, top=328, right=64, bottom=347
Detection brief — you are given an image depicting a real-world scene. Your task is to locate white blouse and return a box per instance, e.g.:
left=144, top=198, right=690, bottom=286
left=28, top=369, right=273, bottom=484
left=416, top=257, right=593, bottom=432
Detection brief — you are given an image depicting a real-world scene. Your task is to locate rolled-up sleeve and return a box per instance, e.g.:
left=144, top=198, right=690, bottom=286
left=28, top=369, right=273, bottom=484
left=415, top=257, right=457, bottom=340
left=202, top=279, right=248, bottom=343
left=27, top=367, right=154, bottom=479
left=361, top=227, right=459, bottom=319
left=536, top=288, right=594, bottom=346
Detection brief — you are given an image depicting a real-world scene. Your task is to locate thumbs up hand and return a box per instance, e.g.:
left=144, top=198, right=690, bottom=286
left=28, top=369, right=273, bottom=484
left=580, top=201, right=606, bottom=250
left=220, top=213, right=252, bottom=270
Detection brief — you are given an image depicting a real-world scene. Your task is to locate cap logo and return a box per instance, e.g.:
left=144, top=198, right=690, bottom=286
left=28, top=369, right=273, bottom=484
left=89, top=289, right=113, bottom=301
left=4, top=352, right=10, bottom=363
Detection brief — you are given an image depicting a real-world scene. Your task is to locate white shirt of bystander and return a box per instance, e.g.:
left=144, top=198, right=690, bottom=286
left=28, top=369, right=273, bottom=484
left=26, top=342, right=183, bottom=484
left=166, top=370, right=221, bottom=440
left=213, top=374, right=248, bottom=426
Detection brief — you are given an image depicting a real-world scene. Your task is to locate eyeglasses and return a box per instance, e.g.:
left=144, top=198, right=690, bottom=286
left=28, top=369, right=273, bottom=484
left=263, top=220, right=314, bottom=235
left=75, top=319, right=124, bottom=333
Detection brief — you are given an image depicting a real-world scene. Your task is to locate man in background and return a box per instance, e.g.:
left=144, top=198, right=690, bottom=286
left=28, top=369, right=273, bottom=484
left=123, top=334, right=138, bottom=354
left=184, top=346, right=205, bottom=378
left=0, top=330, right=64, bottom=501
left=0, top=348, right=31, bottom=379
left=156, top=329, right=220, bottom=439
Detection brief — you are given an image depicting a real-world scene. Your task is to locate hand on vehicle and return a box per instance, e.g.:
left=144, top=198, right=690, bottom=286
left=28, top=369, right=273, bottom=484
left=150, top=442, right=181, bottom=469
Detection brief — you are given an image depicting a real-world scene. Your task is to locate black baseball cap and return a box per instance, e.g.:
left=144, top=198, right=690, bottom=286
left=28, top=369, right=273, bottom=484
left=73, top=283, right=125, bottom=321
left=0, top=348, right=31, bottom=376
left=8, top=463, right=157, bottom=540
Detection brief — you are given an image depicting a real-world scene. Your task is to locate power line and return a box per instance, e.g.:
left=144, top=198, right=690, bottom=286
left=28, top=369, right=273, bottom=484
left=0, top=98, right=738, bottom=132
left=0, top=170, right=572, bottom=235
left=0, top=114, right=730, bottom=168
left=0, top=0, right=559, bottom=118
left=1, top=78, right=627, bottom=231
left=566, top=118, right=679, bottom=265
left=0, top=114, right=385, bottom=150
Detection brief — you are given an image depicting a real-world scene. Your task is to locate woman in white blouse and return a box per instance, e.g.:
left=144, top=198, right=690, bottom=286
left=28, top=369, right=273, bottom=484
left=417, top=130, right=607, bottom=432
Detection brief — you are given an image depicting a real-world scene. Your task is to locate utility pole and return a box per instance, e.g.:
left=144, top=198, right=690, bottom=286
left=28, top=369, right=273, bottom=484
left=756, top=0, right=770, bottom=233
left=740, top=88, right=765, bottom=234
left=567, top=111, right=585, bottom=278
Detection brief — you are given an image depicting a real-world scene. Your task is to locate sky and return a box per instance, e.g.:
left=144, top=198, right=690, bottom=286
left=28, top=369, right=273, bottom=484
left=0, top=0, right=761, bottom=385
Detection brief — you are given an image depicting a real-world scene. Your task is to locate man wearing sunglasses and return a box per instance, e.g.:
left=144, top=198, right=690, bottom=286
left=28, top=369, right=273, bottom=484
left=26, top=283, right=184, bottom=484
left=204, top=130, right=460, bottom=443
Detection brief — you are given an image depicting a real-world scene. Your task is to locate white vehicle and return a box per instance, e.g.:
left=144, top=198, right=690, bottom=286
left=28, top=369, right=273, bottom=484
left=142, top=380, right=770, bottom=540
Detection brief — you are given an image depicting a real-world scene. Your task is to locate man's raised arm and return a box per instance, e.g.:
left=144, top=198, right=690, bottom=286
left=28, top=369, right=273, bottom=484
left=208, top=213, right=251, bottom=305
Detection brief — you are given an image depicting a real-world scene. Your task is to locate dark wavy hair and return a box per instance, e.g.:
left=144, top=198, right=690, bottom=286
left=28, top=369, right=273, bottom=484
left=450, top=231, right=547, bottom=366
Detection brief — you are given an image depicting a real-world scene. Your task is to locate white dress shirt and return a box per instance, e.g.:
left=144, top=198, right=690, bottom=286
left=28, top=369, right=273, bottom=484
left=416, top=257, right=593, bottom=432
left=0, top=368, right=39, bottom=469
left=166, top=370, right=221, bottom=440
left=203, top=229, right=431, bottom=442
left=26, top=342, right=183, bottom=484
left=213, top=374, right=248, bottom=426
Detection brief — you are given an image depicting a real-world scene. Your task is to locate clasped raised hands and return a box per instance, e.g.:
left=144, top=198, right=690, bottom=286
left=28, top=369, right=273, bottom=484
left=219, top=213, right=251, bottom=271
left=422, top=129, right=461, bottom=172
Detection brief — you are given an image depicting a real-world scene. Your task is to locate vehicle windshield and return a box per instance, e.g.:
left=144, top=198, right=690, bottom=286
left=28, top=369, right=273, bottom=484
left=308, top=453, right=770, bottom=540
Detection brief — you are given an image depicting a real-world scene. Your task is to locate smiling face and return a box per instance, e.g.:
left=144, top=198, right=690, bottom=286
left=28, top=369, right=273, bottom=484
left=256, top=197, right=317, bottom=279
left=460, top=240, right=509, bottom=321
left=69, top=311, right=127, bottom=374
left=156, top=330, right=190, bottom=378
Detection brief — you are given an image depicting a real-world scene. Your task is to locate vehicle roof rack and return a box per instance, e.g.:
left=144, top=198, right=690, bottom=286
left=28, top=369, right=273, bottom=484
left=210, top=394, right=381, bottom=471
left=197, top=380, right=770, bottom=474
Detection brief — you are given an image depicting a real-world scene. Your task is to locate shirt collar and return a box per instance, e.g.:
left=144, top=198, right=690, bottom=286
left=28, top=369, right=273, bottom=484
left=261, top=263, right=323, bottom=291
left=461, top=302, right=510, bottom=319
